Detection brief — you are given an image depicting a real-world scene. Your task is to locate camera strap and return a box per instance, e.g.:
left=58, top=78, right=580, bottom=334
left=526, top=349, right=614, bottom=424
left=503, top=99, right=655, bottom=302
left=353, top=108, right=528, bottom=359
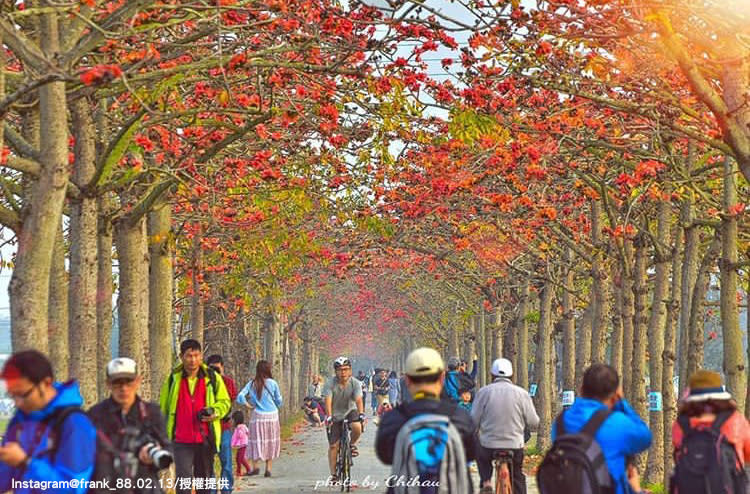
left=98, top=400, right=151, bottom=455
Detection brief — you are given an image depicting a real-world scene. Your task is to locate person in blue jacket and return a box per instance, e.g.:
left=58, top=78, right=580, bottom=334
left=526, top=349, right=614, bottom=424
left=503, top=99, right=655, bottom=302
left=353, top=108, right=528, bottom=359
left=0, top=350, right=96, bottom=494
left=443, top=356, right=476, bottom=403
left=552, top=363, right=652, bottom=494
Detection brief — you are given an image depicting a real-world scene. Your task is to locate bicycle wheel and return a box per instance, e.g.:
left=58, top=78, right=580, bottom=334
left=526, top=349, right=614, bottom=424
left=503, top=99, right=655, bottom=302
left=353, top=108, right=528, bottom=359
left=494, top=460, right=501, bottom=494
left=343, top=446, right=352, bottom=493
left=498, top=461, right=512, bottom=494
left=339, top=428, right=349, bottom=492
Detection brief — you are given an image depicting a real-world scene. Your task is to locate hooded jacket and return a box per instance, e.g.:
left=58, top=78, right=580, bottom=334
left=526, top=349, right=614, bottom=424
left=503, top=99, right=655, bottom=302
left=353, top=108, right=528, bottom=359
left=159, top=363, right=230, bottom=452
left=552, top=397, right=652, bottom=494
left=0, top=380, right=96, bottom=494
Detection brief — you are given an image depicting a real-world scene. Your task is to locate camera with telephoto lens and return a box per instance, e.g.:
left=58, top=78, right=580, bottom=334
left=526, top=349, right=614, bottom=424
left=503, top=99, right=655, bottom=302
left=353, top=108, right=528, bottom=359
left=140, top=438, right=173, bottom=469
left=197, top=406, right=214, bottom=419
left=116, top=426, right=173, bottom=478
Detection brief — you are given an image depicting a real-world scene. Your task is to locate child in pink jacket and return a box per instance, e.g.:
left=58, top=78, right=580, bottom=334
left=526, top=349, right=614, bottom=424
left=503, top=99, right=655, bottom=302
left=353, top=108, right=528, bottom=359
left=230, top=411, right=253, bottom=476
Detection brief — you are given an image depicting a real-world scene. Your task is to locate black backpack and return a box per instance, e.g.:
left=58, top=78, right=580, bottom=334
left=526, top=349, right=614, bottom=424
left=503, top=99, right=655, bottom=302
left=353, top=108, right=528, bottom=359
left=669, top=411, right=748, bottom=494
left=537, top=409, right=615, bottom=494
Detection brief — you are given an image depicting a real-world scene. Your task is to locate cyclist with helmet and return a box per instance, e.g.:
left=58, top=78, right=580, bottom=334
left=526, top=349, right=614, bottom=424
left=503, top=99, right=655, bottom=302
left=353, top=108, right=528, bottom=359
left=472, top=358, right=539, bottom=494
left=322, top=357, right=365, bottom=480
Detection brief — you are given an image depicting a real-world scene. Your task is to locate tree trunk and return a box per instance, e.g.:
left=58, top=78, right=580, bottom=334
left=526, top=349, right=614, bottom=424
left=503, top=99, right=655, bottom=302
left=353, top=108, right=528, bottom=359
left=289, top=334, right=299, bottom=413
left=646, top=198, right=671, bottom=483
left=115, top=214, right=150, bottom=397
left=630, top=233, right=649, bottom=420
left=97, top=197, right=114, bottom=400
left=68, top=98, right=98, bottom=407
left=476, top=308, right=487, bottom=387
left=686, top=233, right=722, bottom=380
left=535, top=281, right=554, bottom=452
left=562, top=250, right=576, bottom=393
left=663, top=221, right=684, bottom=488
left=493, top=306, right=504, bottom=364
left=9, top=12, right=67, bottom=353
left=678, top=203, right=699, bottom=392
left=720, top=157, right=746, bottom=411
left=48, top=227, right=68, bottom=381
left=720, top=39, right=750, bottom=194
left=504, top=313, right=517, bottom=377
left=517, top=277, right=530, bottom=389
left=611, top=265, right=624, bottom=376
left=464, top=323, right=477, bottom=364
left=591, top=200, right=610, bottom=363
left=621, top=239, right=635, bottom=398
left=189, top=231, right=204, bottom=344
left=448, top=324, right=460, bottom=360
left=575, top=303, right=592, bottom=390
left=148, top=202, right=173, bottom=399
left=301, top=324, right=312, bottom=389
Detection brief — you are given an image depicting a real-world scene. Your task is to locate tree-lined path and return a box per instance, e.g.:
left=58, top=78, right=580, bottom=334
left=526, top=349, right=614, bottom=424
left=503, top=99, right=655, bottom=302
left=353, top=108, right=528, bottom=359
left=1, top=0, right=749, bottom=491
left=230, top=421, right=538, bottom=493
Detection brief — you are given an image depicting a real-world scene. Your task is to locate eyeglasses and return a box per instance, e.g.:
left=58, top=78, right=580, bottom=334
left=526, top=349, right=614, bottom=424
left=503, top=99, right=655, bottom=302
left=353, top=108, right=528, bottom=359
left=8, top=385, right=36, bottom=401
left=110, top=378, right=136, bottom=387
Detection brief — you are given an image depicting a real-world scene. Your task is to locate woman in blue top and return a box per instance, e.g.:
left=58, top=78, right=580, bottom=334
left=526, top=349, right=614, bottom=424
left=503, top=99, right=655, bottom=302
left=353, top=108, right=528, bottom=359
left=237, top=360, right=283, bottom=477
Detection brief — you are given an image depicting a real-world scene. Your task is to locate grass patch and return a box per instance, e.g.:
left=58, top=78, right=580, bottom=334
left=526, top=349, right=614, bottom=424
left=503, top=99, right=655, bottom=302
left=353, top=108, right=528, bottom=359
left=281, top=411, right=305, bottom=441
left=644, top=482, right=666, bottom=494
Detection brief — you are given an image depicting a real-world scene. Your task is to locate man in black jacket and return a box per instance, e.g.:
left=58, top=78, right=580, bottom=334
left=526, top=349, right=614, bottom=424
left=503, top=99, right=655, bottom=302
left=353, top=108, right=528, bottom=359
left=375, top=348, right=476, bottom=492
left=89, top=358, right=172, bottom=494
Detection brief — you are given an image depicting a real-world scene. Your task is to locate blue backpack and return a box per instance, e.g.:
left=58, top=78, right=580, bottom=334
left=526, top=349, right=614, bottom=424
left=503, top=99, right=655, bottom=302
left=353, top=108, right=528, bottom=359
left=391, top=401, right=470, bottom=494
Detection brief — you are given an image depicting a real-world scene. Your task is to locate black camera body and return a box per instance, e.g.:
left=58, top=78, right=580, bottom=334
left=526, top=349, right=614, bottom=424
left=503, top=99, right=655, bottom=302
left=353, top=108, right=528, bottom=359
left=117, top=425, right=173, bottom=477
left=197, top=407, right=214, bottom=419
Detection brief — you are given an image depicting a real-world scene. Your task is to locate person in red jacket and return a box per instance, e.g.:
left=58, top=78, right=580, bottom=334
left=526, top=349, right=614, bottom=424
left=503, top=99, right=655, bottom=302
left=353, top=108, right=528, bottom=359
left=206, top=355, right=237, bottom=494
left=672, top=370, right=750, bottom=493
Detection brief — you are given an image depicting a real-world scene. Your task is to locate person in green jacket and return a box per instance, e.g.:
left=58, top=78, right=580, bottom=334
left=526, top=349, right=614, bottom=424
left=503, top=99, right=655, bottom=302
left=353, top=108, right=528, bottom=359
left=160, top=339, right=231, bottom=494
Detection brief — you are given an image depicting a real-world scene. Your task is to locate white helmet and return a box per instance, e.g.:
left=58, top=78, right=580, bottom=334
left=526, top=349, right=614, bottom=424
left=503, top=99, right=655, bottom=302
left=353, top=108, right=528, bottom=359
left=333, top=356, right=351, bottom=369
left=491, top=358, right=513, bottom=377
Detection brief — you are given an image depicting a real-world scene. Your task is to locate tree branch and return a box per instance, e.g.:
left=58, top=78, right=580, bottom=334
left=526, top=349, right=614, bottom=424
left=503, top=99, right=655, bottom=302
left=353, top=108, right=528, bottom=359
left=0, top=17, right=47, bottom=70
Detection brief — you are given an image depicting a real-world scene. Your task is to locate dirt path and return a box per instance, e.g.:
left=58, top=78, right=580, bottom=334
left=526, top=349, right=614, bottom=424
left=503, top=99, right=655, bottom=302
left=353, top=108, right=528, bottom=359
left=232, top=417, right=538, bottom=493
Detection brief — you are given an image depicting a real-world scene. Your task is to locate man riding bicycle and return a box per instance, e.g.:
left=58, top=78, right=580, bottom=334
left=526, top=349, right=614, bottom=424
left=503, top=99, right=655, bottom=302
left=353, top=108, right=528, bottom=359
left=472, top=358, right=539, bottom=494
left=322, top=357, right=365, bottom=480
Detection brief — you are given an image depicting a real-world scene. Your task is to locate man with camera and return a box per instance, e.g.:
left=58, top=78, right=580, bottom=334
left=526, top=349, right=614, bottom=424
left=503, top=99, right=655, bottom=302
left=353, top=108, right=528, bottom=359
left=88, top=357, right=172, bottom=494
left=160, top=339, right=231, bottom=494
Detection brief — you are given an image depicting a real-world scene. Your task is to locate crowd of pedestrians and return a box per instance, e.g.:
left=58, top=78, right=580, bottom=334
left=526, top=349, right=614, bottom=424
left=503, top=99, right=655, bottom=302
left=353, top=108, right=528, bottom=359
left=372, top=348, right=749, bottom=494
left=1, top=341, right=748, bottom=494
left=0, top=340, right=285, bottom=494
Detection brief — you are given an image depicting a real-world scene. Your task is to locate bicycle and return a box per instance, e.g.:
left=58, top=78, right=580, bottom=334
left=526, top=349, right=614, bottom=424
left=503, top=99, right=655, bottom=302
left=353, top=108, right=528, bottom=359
left=493, top=449, right=514, bottom=494
left=326, top=418, right=353, bottom=492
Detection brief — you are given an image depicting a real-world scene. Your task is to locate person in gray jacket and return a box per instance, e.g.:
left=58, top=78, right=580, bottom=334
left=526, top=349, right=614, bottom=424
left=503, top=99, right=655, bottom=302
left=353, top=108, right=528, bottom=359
left=471, top=358, right=539, bottom=494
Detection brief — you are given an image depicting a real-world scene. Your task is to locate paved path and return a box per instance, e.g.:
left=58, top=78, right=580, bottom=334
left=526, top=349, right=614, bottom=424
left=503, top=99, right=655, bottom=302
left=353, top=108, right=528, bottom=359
left=233, top=417, right=538, bottom=493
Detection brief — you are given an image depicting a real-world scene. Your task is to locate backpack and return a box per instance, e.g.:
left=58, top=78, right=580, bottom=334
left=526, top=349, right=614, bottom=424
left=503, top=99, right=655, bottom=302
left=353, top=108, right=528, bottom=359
left=537, top=409, right=614, bottom=494
left=391, top=401, right=470, bottom=494
left=669, top=411, right=748, bottom=494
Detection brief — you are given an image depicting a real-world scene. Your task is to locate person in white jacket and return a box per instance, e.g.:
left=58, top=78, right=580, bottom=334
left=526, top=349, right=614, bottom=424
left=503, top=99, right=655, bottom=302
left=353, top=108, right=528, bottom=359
left=471, top=358, right=539, bottom=494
